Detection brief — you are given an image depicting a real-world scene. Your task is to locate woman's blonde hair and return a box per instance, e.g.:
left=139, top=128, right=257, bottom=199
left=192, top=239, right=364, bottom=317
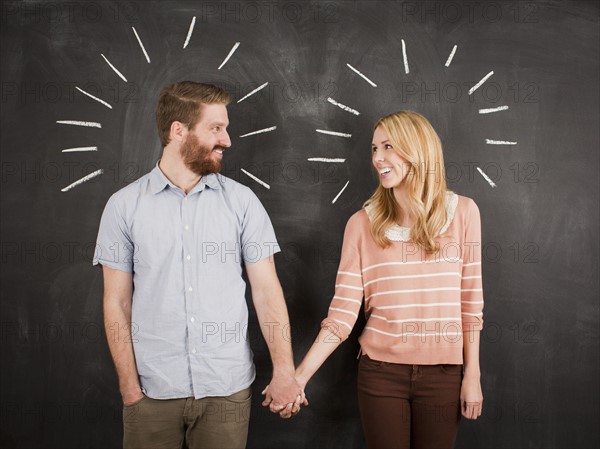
left=364, top=110, right=450, bottom=253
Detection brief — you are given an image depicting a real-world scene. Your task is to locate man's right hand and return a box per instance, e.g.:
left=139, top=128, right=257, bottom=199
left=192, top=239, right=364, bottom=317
left=122, top=388, right=145, bottom=406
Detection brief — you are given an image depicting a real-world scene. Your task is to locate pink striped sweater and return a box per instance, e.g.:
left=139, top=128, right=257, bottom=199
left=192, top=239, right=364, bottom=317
left=321, top=192, right=484, bottom=365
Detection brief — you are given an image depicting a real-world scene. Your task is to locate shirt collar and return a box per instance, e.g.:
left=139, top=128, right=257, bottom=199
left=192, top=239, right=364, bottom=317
left=149, top=161, right=222, bottom=195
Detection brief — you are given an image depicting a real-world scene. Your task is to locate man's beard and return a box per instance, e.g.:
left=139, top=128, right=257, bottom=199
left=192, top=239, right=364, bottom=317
left=180, top=134, right=223, bottom=176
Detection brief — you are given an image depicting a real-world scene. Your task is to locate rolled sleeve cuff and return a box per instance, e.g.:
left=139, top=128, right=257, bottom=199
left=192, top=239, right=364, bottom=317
left=92, top=258, right=133, bottom=273
left=320, top=318, right=350, bottom=342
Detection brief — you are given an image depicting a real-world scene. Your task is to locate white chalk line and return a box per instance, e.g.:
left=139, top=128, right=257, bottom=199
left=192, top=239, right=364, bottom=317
left=346, top=64, right=377, bottom=87
left=239, top=126, right=277, bottom=138
left=479, top=105, right=509, bottom=114
left=468, top=71, right=494, bottom=95
left=307, top=158, right=346, bottom=163
left=132, top=26, right=150, bottom=63
left=61, top=169, right=103, bottom=192
left=101, top=54, right=127, bottom=82
left=62, top=146, right=98, bottom=153
left=218, top=42, right=240, bottom=70
left=316, top=129, right=352, bottom=138
left=476, top=167, right=497, bottom=188
left=402, top=39, right=409, bottom=74
left=332, top=180, right=350, bottom=204
left=237, top=82, right=268, bottom=103
left=486, top=139, right=517, bottom=145
left=75, top=87, right=112, bottom=109
left=445, top=44, right=457, bottom=67
left=56, top=120, right=101, bottom=128
left=327, top=97, right=360, bottom=115
left=241, top=168, right=270, bottom=189
left=183, top=16, right=196, bottom=49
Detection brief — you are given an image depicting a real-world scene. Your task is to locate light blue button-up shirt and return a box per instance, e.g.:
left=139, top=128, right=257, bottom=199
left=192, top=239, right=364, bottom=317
left=93, top=162, right=280, bottom=399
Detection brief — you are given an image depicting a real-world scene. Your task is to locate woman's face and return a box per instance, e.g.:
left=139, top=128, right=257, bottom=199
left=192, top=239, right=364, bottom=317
left=371, top=126, right=411, bottom=190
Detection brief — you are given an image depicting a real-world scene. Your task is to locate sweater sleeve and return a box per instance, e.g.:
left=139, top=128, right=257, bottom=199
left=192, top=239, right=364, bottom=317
left=461, top=198, right=484, bottom=332
left=320, top=214, right=364, bottom=342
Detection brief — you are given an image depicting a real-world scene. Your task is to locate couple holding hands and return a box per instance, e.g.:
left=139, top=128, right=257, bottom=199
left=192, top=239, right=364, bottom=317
left=95, top=81, right=483, bottom=449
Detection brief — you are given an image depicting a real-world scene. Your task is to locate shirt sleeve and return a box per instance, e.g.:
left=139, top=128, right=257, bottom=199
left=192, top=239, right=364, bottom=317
left=92, top=193, right=134, bottom=273
left=320, top=214, right=364, bottom=342
left=240, top=191, right=281, bottom=265
left=461, top=198, right=484, bottom=332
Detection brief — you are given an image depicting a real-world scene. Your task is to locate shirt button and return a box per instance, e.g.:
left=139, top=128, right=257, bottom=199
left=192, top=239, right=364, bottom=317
left=186, top=255, right=191, bottom=261
left=190, top=317, right=195, bottom=323
left=192, top=348, right=196, bottom=354
left=185, top=225, right=190, bottom=231
left=188, top=286, right=193, bottom=292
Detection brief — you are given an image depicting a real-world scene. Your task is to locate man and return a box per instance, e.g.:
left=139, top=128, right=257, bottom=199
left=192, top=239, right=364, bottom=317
left=93, top=81, right=303, bottom=449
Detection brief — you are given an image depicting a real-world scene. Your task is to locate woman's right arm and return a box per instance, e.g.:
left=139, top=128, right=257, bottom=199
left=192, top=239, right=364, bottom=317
left=293, top=213, right=366, bottom=412
left=270, top=326, right=343, bottom=419
left=295, top=326, right=344, bottom=390
left=266, top=212, right=366, bottom=418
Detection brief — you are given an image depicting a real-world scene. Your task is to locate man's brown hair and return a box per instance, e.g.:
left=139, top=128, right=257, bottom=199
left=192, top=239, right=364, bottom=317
left=156, top=81, right=231, bottom=147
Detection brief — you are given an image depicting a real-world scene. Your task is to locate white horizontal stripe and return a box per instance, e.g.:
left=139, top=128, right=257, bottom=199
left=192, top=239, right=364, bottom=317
left=326, top=97, right=360, bottom=115
left=463, top=261, right=481, bottom=267
left=462, top=300, right=484, bottom=304
left=316, top=129, right=352, bottom=138
left=479, top=105, right=508, bottom=114
left=329, top=307, right=358, bottom=318
left=376, top=302, right=461, bottom=310
left=367, top=287, right=461, bottom=300
left=239, top=126, right=277, bottom=138
left=364, top=272, right=460, bottom=287
left=333, top=296, right=362, bottom=305
left=61, top=146, right=98, bottom=153
left=338, top=271, right=362, bottom=278
left=365, top=326, right=463, bottom=338
left=462, top=275, right=482, bottom=279
left=308, top=157, right=346, bottom=163
left=333, top=319, right=353, bottom=331
left=370, top=315, right=462, bottom=323
left=56, top=120, right=101, bottom=128
left=461, top=289, right=483, bottom=292
left=486, top=139, right=517, bottom=145
left=335, top=283, right=363, bottom=291
left=462, top=312, right=483, bottom=316
left=363, top=259, right=462, bottom=272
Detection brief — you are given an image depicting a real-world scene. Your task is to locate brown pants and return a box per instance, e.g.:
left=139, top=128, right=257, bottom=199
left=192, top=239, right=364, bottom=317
left=357, top=355, right=462, bottom=449
left=122, top=387, right=252, bottom=449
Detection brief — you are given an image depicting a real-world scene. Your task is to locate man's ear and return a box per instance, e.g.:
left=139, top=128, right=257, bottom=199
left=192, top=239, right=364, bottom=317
left=169, top=121, right=188, bottom=143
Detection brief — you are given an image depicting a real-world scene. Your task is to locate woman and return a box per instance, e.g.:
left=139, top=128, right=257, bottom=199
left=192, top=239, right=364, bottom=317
left=265, top=110, right=484, bottom=448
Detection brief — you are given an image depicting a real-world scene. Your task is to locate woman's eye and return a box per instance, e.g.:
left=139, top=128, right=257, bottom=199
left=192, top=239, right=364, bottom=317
left=385, top=144, right=393, bottom=149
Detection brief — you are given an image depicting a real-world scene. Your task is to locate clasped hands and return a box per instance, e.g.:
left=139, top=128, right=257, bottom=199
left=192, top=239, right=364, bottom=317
left=261, top=374, right=308, bottom=419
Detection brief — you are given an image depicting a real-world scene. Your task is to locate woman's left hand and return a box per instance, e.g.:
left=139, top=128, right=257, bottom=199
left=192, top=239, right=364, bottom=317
left=460, top=374, right=483, bottom=420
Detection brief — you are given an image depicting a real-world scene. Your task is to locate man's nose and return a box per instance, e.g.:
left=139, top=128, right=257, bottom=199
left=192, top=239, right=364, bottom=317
left=220, top=131, right=231, bottom=148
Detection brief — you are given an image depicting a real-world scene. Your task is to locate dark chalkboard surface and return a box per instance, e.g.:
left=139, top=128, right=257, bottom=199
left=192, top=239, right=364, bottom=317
left=1, top=1, right=598, bottom=448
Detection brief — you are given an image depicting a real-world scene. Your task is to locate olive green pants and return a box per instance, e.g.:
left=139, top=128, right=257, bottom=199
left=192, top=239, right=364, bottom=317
left=122, top=387, right=252, bottom=449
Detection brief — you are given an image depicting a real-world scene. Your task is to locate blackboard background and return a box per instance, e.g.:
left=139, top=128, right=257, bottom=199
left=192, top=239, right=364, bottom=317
left=1, top=1, right=598, bottom=448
